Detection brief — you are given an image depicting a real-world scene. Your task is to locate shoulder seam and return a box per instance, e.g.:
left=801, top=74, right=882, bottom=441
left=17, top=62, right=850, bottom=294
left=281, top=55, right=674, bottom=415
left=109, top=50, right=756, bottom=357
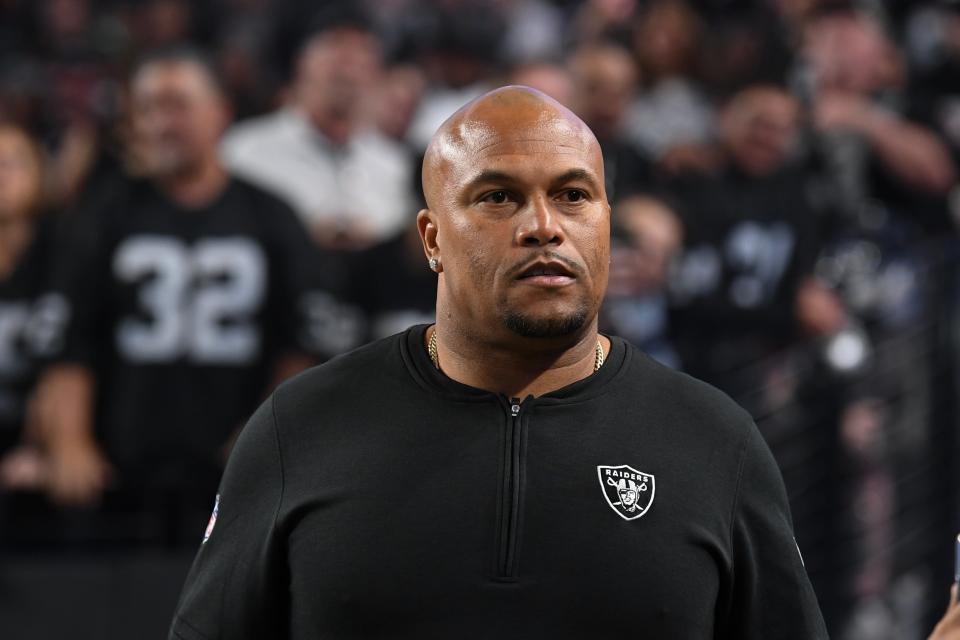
left=727, top=423, right=753, bottom=568
left=269, top=389, right=286, bottom=538
left=172, top=615, right=212, bottom=640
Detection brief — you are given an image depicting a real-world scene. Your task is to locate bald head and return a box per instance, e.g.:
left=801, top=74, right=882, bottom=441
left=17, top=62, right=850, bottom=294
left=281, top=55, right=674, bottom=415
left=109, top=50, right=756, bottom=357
left=422, top=86, right=606, bottom=211
left=416, top=84, right=611, bottom=347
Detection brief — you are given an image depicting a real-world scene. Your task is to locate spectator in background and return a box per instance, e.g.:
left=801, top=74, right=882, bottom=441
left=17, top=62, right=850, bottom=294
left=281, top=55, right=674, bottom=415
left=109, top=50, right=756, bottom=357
left=134, top=0, right=198, bottom=51
left=665, top=84, right=855, bottom=630
left=343, top=221, right=436, bottom=343
left=626, top=0, right=716, bottom=163
left=214, top=15, right=280, bottom=121
left=343, top=60, right=433, bottom=343
left=801, top=8, right=956, bottom=233
left=32, top=50, right=348, bottom=546
left=0, top=126, right=63, bottom=491
left=694, top=0, right=795, bottom=96
left=797, top=12, right=958, bottom=636
left=665, top=85, right=846, bottom=396
left=568, top=41, right=652, bottom=201
left=405, top=1, right=504, bottom=151
left=499, top=0, right=565, bottom=65
left=906, top=1, right=960, bottom=169
left=601, top=195, right=683, bottom=367
left=510, top=61, right=574, bottom=108
left=3, top=0, right=122, bottom=211
left=569, top=0, right=638, bottom=46
left=222, top=13, right=415, bottom=250
left=374, top=63, right=427, bottom=144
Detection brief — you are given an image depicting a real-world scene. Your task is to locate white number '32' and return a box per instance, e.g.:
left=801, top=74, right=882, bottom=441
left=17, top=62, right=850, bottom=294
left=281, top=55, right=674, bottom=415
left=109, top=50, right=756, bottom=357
left=113, top=235, right=266, bottom=364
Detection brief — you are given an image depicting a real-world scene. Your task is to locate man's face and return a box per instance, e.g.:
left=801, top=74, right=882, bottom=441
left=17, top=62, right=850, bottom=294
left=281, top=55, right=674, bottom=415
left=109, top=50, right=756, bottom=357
left=609, top=197, right=683, bottom=296
left=0, top=128, right=38, bottom=275
left=803, top=14, right=896, bottom=95
left=571, top=47, right=635, bottom=141
left=620, top=488, right=638, bottom=507
left=297, top=29, right=382, bottom=125
left=130, top=61, right=228, bottom=178
left=722, top=90, right=799, bottom=177
left=423, top=100, right=610, bottom=341
left=0, top=128, right=41, bottom=218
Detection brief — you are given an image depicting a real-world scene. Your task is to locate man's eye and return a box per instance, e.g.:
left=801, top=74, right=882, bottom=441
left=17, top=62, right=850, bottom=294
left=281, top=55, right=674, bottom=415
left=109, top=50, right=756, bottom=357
left=564, top=190, right=586, bottom=202
left=483, top=191, right=509, bottom=204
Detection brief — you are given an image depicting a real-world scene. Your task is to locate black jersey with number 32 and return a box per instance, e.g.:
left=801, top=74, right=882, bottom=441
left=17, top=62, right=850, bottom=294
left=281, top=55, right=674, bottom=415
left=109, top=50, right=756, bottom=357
left=50, top=177, right=347, bottom=480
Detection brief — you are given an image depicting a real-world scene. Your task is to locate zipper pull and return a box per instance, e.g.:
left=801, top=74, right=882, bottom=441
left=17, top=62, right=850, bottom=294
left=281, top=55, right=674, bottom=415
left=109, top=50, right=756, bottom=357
left=510, top=403, right=520, bottom=417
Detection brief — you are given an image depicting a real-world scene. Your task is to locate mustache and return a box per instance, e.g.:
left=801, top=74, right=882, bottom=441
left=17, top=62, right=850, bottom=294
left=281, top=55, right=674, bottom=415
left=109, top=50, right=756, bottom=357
left=505, top=250, right=586, bottom=279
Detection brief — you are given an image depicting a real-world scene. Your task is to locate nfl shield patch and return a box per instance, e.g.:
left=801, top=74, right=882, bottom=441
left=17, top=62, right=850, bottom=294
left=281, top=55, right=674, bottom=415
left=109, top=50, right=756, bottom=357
left=203, top=494, right=220, bottom=543
left=597, top=465, right=655, bottom=521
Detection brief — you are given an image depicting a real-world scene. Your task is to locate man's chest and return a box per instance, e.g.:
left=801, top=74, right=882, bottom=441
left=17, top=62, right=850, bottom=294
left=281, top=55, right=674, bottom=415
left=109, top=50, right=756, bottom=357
left=278, top=403, right=737, bottom=637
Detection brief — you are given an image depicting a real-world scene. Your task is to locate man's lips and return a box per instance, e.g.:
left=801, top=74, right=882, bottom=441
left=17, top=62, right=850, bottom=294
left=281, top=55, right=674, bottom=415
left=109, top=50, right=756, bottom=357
left=515, top=260, right=577, bottom=287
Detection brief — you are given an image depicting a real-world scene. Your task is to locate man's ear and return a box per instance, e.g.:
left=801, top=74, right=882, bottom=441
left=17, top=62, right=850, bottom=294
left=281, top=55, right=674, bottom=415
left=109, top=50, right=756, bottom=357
left=416, top=208, right=440, bottom=262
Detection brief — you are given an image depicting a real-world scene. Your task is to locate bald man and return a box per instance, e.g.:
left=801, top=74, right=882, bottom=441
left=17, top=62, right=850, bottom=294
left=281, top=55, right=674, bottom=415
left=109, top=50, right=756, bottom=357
left=169, top=87, right=827, bottom=639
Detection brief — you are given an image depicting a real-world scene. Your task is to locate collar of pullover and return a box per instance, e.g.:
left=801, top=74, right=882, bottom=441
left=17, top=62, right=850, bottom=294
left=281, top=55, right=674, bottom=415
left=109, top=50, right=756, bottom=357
left=401, top=324, right=631, bottom=406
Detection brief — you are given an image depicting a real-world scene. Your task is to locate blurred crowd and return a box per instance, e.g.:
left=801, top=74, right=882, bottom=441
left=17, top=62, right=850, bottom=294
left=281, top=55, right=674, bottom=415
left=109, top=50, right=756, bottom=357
left=1, top=0, right=960, bottom=638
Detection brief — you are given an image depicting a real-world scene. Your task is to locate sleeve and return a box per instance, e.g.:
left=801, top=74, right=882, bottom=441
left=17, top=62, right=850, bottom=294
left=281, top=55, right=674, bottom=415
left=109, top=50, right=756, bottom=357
left=41, top=206, right=113, bottom=368
left=721, top=425, right=829, bottom=639
left=168, top=393, right=287, bottom=640
left=264, top=195, right=365, bottom=359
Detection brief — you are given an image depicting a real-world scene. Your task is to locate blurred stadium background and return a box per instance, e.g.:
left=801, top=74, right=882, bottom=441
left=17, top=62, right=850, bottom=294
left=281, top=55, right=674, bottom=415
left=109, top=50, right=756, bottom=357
left=1, top=0, right=960, bottom=637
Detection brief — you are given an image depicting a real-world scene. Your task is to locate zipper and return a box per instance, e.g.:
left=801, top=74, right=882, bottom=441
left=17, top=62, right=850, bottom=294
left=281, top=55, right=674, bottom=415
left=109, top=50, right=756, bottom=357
left=496, top=396, right=525, bottom=580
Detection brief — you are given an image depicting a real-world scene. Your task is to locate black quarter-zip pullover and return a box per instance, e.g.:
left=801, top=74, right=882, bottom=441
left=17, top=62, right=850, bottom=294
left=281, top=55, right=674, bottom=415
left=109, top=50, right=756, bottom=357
left=169, top=324, right=827, bottom=639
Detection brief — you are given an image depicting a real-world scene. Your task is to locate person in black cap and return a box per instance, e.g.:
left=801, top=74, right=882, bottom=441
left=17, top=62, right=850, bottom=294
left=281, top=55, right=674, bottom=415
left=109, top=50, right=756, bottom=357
left=169, top=85, right=827, bottom=639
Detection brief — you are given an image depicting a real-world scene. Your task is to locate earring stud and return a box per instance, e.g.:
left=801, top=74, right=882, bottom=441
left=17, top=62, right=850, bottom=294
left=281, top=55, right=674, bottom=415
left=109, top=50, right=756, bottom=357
left=429, top=257, right=439, bottom=271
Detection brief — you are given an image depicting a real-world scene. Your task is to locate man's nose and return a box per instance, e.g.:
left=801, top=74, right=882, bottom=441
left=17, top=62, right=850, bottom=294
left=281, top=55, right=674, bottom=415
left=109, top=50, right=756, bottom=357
left=516, top=195, right=564, bottom=247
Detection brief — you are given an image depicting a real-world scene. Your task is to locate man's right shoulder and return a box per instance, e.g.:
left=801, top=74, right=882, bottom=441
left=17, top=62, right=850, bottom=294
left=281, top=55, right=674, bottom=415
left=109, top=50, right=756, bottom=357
left=271, top=330, right=411, bottom=414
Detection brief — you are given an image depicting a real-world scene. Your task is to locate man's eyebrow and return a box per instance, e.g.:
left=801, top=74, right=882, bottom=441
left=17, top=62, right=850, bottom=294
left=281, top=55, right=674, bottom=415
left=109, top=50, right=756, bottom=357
left=462, top=170, right=518, bottom=192
left=552, top=168, right=601, bottom=190
left=461, top=168, right=602, bottom=196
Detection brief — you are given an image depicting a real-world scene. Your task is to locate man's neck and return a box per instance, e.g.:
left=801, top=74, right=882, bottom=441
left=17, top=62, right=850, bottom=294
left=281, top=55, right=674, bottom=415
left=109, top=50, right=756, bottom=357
left=428, top=321, right=610, bottom=399
left=159, top=160, right=228, bottom=209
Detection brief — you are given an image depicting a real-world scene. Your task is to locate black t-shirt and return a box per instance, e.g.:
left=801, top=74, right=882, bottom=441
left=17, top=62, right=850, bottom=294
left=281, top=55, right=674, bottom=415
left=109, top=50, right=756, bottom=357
left=48, top=177, right=347, bottom=483
left=170, top=325, right=827, bottom=640
left=666, top=166, right=820, bottom=381
left=600, top=137, right=654, bottom=203
left=344, top=229, right=436, bottom=342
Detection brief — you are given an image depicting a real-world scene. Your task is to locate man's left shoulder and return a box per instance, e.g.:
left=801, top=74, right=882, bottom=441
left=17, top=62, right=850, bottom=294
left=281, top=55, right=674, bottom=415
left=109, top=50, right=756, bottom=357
left=617, top=339, right=755, bottom=437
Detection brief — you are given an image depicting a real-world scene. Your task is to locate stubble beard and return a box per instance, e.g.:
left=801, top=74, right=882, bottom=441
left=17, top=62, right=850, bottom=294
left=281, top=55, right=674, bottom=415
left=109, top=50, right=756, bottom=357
left=468, top=248, right=597, bottom=339
left=501, top=302, right=591, bottom=338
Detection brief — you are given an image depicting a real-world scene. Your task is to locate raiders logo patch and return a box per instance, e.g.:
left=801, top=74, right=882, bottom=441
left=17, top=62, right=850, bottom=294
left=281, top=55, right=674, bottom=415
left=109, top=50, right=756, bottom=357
left=598, top=465, right=655, bottom=521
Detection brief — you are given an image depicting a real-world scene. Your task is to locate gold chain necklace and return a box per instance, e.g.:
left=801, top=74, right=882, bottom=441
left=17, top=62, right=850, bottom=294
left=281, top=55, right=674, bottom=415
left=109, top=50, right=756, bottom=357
left=428, top=330, right=604, bottom=372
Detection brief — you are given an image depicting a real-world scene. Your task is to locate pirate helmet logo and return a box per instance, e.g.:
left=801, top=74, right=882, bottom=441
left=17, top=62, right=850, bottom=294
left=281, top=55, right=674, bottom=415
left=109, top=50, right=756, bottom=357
left=597, top=465, right=655, bottom=521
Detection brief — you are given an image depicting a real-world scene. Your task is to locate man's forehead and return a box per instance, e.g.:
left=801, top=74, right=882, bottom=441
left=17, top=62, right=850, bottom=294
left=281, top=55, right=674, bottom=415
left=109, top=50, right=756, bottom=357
left=436, top=119, right=601, bottom=188
left=449, top=113, right=594, bottom=156
left=449, top=146, right=601, bottom=198
left=422, top=85, right=606, bottom=205
left=133, top=61, right=216, bottom=97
